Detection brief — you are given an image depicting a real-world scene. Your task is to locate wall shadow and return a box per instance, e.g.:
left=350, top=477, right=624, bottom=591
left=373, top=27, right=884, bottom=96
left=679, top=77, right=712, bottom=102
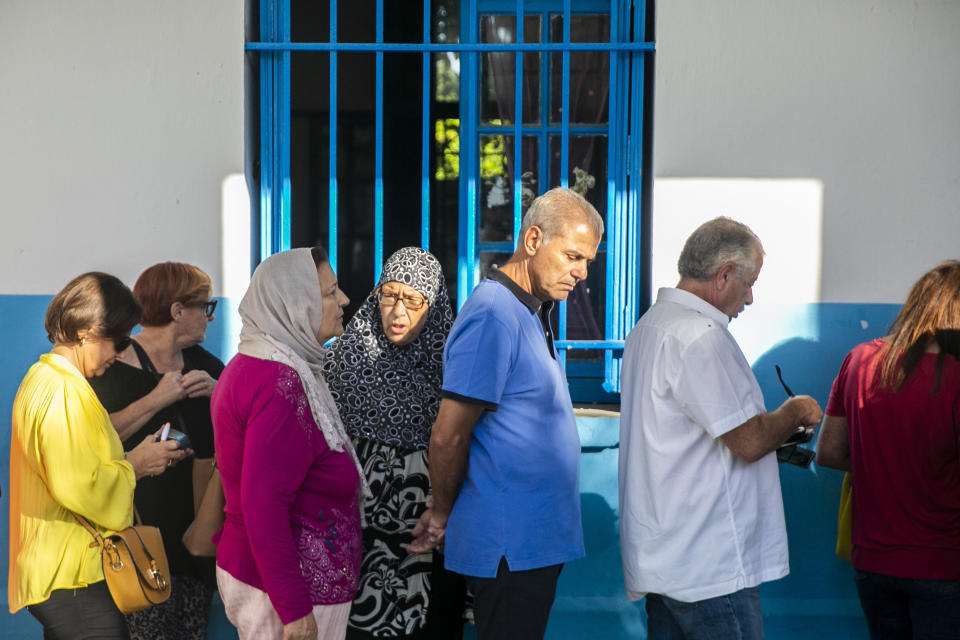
left=749, top=302, right=899, bottom=618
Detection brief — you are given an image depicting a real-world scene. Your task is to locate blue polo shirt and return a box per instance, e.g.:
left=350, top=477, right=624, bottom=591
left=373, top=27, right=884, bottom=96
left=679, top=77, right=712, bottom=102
left=441, top=268, right=585, bottom=577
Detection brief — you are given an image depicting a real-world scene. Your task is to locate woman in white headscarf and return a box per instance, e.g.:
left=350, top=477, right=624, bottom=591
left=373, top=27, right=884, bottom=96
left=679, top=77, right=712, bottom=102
left=211, top=246, right=366, bottom=640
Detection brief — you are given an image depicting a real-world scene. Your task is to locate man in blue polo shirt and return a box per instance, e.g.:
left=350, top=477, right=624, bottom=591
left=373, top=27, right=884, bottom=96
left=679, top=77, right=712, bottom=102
left=409, top=187, right=603, bottom=639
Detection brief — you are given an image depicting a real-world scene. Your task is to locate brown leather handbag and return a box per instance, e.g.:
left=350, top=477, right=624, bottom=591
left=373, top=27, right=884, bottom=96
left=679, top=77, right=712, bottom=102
left=181, top=457, right=225, bottom=557
left=74, top=511, right=171, bottom=613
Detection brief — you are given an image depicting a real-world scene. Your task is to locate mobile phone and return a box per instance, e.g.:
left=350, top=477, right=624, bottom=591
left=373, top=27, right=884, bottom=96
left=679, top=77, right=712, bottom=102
left=165, top=428, right=192, bottom=451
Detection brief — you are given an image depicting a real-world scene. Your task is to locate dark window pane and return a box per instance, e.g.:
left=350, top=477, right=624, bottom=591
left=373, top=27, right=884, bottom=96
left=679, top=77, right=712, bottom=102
left=480, top=15, right=541, bottom=125
left=550, top=14, right=610, bottom=125
left=479, top=252, right=513, bottom=281
left=433, top=0, right=460, bottom=103
left=566, top=256, right=606, bottom=361
left=435, top=118, right=460, bottom=182
left=549, top=134, right=608, bottom=229
left=480, top=135, right=539, bottom=244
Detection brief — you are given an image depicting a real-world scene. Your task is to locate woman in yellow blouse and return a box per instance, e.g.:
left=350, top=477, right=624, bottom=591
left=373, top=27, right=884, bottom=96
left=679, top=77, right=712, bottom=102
left=8, top=272, right=189, bottom=639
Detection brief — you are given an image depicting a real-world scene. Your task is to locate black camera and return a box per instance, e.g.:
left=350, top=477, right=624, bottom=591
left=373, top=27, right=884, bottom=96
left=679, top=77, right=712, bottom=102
left=783, top=426, right=814, bottom=446
left=777, top=444, right=815, bottom=468
left=776, top=426, right=815, bottom=467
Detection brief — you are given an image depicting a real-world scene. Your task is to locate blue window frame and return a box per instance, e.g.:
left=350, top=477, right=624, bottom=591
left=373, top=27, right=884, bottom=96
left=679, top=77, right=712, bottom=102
left=247, top=0, right=654, bottom=399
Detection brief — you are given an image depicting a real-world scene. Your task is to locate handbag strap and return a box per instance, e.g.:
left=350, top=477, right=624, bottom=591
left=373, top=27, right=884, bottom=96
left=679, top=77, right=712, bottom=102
left=73, top=508, right=144, bottom=549
left=130, top=339, right=189, bottom=435
left=74, top=512, right=106, bottom=549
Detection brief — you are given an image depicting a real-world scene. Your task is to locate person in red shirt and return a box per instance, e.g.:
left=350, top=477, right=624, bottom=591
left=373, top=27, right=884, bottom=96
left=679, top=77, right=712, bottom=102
left=818, top=260, right=960, bottom=639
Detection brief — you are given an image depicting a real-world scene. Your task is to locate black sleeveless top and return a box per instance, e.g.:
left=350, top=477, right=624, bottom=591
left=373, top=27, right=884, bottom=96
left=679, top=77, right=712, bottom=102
left=89, top=343, right=224, bottom=577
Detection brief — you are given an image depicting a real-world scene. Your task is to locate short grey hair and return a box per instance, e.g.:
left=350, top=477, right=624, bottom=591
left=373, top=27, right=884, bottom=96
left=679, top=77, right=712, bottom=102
left=519, top=187, right=604, bottom=243
left=677, top=217, right=763, bottom=281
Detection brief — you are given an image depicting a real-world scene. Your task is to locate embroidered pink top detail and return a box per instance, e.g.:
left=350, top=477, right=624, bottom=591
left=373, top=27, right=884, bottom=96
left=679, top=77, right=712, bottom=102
left=212, top=354, right=361, bottom=624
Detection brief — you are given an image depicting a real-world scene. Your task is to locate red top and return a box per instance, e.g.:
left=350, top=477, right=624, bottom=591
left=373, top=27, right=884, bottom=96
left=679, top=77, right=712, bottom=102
left=212, top=354, right=361, bottom=623
left=826, top=338, right=960, bottom=579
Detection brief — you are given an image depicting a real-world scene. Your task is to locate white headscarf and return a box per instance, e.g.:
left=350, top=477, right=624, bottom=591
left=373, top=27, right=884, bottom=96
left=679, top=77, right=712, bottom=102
left=237, top=248, right=368, bottom=498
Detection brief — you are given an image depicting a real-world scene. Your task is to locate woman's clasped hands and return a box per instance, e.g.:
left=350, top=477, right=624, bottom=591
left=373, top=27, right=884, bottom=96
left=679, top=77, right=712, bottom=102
left=153, top=369, right=217, bottom=406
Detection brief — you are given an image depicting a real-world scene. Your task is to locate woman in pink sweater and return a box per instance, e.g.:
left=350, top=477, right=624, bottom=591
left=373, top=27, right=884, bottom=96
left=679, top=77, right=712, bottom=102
left=212, top=246, right=366, bottom=640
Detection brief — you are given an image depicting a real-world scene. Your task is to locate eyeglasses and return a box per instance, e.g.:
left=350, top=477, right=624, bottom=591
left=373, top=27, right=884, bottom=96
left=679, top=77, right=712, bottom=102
left=377, top=289, right=426, bottom=311
left=194, top=300, right=217, bottom=318
left=113, top=336, right=133, bottom=352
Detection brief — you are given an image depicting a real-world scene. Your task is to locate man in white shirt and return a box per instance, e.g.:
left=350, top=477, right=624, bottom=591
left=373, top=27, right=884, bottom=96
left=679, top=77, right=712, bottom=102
left=618, top=217, right=822, bottom=639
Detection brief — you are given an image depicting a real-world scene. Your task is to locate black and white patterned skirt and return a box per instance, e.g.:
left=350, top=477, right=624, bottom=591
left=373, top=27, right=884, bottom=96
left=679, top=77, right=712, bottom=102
left=347, top=438, right=433, bottom=638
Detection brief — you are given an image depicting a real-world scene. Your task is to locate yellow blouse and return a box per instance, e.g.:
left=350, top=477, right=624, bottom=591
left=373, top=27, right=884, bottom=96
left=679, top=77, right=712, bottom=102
left=8, top=353, right=136, bottom=612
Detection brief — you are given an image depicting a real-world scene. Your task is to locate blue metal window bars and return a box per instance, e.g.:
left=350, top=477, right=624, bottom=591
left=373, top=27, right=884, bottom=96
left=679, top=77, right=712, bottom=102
left=248, top=0, right=654, bottom=395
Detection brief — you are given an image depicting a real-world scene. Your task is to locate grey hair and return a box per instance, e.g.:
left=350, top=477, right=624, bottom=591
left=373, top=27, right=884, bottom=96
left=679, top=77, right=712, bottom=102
left=518, top=187, right=604, bottom=243
left=677, top=217, right=763, bottom=281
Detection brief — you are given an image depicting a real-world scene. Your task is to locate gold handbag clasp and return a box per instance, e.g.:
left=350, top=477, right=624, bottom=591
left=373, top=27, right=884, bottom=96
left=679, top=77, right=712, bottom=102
left=104, top=542, right=124, bottom=572
left=148, top=561, right=169, bottom=591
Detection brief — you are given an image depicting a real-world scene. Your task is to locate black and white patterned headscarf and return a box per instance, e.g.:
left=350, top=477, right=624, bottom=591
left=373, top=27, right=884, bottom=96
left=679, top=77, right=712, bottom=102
left=323, top=247, right=454, bottom=452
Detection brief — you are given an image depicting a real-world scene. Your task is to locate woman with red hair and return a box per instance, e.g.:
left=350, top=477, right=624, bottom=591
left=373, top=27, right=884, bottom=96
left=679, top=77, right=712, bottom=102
left=90, top=262, right=224, bottom=640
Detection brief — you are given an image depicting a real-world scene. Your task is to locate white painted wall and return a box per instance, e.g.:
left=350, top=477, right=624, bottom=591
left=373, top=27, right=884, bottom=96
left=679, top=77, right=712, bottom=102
left=652, top=0, right=960, bottom=304
left=3, top=0, right=956, bottom=306
left=0, top=1, right=247, bottom=295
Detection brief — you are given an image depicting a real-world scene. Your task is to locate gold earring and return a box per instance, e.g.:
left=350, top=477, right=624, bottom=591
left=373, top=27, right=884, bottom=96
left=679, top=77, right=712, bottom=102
left=80, top=338, right=86, bottom=346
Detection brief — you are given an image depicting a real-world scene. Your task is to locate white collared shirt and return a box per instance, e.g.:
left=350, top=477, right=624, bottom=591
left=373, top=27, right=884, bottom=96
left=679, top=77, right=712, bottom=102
left=618, top=287, right=788, bottom=602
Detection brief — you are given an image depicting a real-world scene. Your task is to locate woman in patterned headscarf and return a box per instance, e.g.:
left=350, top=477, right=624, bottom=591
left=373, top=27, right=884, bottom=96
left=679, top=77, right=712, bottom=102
left=324, top=247, right=461, bottom=639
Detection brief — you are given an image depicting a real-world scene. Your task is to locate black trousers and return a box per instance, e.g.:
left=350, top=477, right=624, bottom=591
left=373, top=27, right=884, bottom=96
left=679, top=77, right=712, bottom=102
left=464, top=558, right=563, bottom=640
left=423, top=550, right=469, bottom=639
left=28, top=580, right=130, bottom=640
